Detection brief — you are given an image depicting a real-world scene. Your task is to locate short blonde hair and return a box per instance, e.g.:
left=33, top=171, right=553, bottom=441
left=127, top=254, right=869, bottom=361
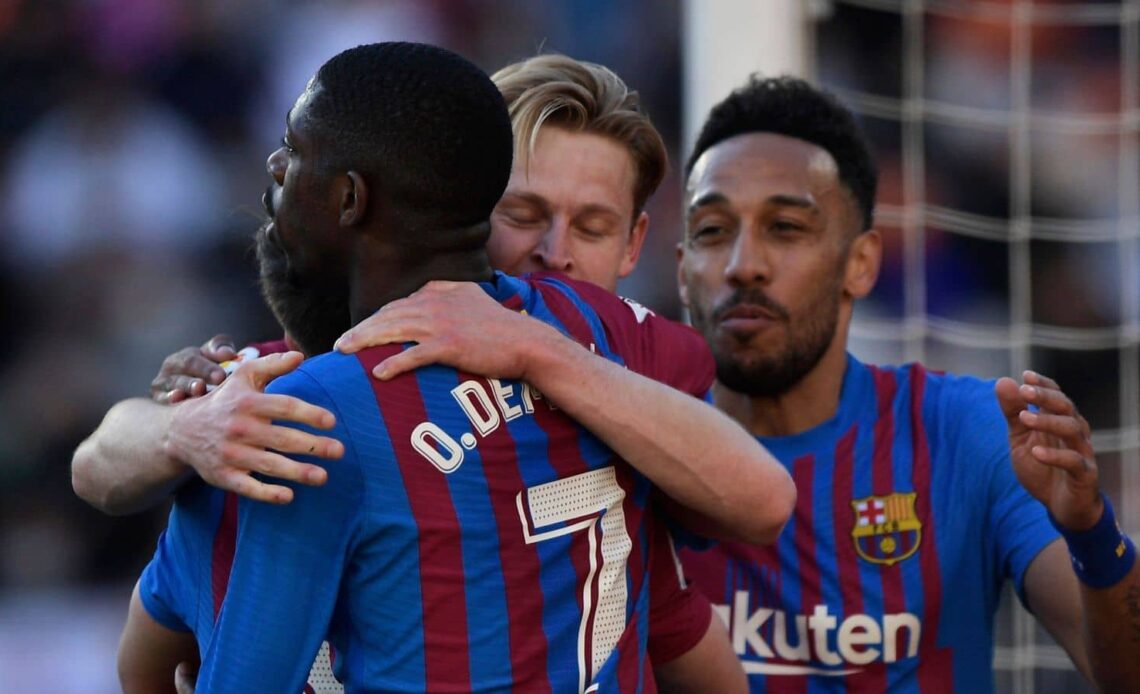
left=492, top=54, right=667, bottom=215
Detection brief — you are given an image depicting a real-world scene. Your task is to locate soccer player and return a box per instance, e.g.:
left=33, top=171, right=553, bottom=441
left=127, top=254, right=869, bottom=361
left=667, top=75, right=1139, bottom=691
left=102, top=44, right=793, bottom=693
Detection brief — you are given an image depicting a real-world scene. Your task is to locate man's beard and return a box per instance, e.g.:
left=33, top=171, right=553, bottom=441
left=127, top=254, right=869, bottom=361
left=693, top=283, right=840, bottom=398
left=255, top=220, right=350, bottom=356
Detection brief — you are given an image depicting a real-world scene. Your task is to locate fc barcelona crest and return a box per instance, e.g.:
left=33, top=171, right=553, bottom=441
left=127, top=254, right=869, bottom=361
left=850, top=492, right=922, bottom=566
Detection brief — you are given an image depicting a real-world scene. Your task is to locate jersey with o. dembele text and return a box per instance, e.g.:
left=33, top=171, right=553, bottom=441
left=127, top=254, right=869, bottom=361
left=140, top=271, right=715, bottom=693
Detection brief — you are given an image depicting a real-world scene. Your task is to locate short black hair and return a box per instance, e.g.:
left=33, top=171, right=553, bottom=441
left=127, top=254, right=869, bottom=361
left=686, top=76, right=878, bottom=232
left=307, top=42, right=513, bottom=232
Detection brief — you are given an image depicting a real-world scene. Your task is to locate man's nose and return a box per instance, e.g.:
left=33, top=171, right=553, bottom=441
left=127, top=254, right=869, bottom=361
left=266, top=148, right=287, bottom=184
left=724, top=230, right=770, bottom=286
left=532, top=220, right=573, bottom=271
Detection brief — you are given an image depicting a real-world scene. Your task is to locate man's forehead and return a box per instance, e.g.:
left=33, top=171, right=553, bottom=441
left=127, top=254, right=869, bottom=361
left=506, top=127, right=636, bottom=218
left=686, top=132, right=840, bottom=203
left=286, top=80, right=322, bottom=127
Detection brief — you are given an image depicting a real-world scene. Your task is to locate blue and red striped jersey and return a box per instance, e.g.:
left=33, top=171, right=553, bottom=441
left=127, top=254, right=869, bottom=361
left=678, top=355, right=1059, bottom=693
left=139, top=271, right=715, bottom=693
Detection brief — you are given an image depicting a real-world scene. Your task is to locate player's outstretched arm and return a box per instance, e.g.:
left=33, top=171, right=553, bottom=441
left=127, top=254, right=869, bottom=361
left=336, top=281, right=795, bottom=545
left=71, top=352, right=343, bottom=515
left=998, top=371, right=1140, bottom=689
left=118, top=581, right=199, bottom=694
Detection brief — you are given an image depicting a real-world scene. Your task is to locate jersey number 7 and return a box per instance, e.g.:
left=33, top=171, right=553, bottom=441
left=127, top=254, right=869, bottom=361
left=517, top=466, right=633, bottom=694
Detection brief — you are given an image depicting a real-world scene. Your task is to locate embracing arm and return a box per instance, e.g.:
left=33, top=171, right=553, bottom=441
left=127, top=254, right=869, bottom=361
left=500, top=321, right=793, bottom=544
left=336, top=281, right=794, bottom=545
left=998, top=371, right=1140, bottom=689
left=72, top=398, right=192, bottom=515
left=71, top=352, right=342, bottom=515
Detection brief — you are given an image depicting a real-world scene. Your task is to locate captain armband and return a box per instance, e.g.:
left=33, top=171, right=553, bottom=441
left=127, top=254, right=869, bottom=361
left=1050, top=493, right=1137, bottom=589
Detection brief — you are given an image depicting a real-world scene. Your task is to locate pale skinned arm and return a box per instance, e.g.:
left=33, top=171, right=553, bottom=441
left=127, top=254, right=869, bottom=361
left=335, top=281, right=796, bottom=545
left=997, top=371, right=1140, bottom=689
left=653, top=607, right=747, bottom=694
left=71, top=352, right=343, bottom=515
left=117, top=582, right=199, bottom=694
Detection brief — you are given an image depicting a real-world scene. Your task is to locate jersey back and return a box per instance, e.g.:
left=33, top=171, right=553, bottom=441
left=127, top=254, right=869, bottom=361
left=141, top=271, right=714, bottom=693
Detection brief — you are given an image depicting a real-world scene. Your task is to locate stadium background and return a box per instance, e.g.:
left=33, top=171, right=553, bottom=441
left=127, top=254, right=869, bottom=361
left=0, top=1, right=1133, bottom=691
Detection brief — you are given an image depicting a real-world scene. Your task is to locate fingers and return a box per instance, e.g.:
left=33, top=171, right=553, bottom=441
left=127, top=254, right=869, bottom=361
left=174, top=661, right=198, bottom=694
left=372, top=345, right=435, bottom=380
left=201, top=333, right=237, bottom=362
left=233, top=351, right=305, bottom=388
left=1029, top=444, right=1095, bottom=478
left=336, top=306, right=427, bottom=353
left=250, top=393, right=337, bottom=430
left=1017, top=381, right=1077, bottom=417
left=227, top=418, right=343, bottom=461
left=994, top=377, right=1026, bottom=421
left=151, top=347, right=229, bottom=401
left=1019, top=409, right=1089, bottom=442
left=211, top=466, right=296, bottom=505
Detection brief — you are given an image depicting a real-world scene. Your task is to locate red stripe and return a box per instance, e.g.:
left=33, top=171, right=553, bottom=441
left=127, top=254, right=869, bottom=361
left=210, top=492, right=238, bottom=620
left=535, top=282, right=600, bottom=351
left=358, top=348, right=471, bottom=692
left=455, top=370, right=552, bottom=693
left=909, top=364, right=953, bottom=691
left=784, top=453, right=816, bottom=694
left=868, top=367, right=909, bottom=686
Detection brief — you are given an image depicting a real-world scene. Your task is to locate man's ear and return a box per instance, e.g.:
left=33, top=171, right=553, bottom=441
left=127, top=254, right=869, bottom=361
left=844, top=228, right=881, bottom=300
left=339, top=170, right=369, bottom=226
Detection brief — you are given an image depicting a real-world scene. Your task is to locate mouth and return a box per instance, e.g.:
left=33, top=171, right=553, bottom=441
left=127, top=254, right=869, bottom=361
left=714, top=297, right=786, bottom=338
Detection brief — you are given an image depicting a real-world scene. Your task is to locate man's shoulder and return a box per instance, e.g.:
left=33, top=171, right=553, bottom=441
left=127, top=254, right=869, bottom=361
left=861, top=359, right=996, bottom=405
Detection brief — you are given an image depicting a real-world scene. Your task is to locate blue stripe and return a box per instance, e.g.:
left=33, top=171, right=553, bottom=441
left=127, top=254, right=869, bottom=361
left=889, top=366, right=923, bottom=693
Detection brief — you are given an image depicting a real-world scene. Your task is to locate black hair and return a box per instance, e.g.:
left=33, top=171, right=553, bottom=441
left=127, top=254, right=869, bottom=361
left=307, top=42, right=513, bottom=234
left=686, top=76, right=878, bottom=232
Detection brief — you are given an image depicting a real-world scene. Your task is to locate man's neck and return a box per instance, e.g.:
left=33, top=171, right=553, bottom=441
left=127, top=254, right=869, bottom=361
left=349, top=247, right=494, bottom=325
left=713, top=335, right=850, bottom=439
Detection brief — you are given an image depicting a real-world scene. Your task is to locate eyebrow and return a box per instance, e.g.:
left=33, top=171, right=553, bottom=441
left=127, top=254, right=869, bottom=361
left=687, top=192, right=729, bottom=217
left=687, top=191, right=820, bottom=216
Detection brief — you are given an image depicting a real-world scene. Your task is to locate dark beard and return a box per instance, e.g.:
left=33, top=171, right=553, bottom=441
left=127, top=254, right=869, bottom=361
left=696, top=285, right=840, bottom=398
left=255, top=221, right=350, bottom=356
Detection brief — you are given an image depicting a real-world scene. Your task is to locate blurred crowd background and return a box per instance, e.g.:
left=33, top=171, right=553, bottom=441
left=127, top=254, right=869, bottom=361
left=0, top=1, right=1134, bottom=691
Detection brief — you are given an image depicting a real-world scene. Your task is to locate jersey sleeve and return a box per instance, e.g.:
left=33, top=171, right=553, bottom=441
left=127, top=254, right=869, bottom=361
left=646, top=524, right=714, bottom=664
left=194, top=368, right=365, bottom=693
left=138, top=528, right=193, bottom=633
left=554, top=278, right=715, bottom=397
left=953, top=377, right=1059, bottom=606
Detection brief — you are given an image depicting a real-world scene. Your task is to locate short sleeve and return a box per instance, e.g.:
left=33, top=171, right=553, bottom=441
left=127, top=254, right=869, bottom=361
left=949, top=376, right=1059, bottom=605
left=646, top=524, right=713, bottom=664
left=988, top=451, right=1059, bottom=605
left=138, top=528, right=192, bottom=633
